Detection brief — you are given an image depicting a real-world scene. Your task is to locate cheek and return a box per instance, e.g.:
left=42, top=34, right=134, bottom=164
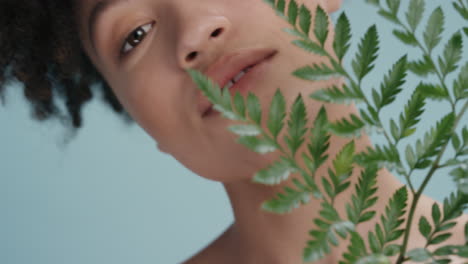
left=110, top=69, right=185, bottom=140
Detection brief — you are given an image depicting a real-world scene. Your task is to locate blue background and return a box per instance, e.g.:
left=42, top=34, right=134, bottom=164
left=2, top=1, right=467, bottom=263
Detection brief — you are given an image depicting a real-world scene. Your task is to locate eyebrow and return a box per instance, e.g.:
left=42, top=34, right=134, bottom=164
left=88, top=0, right=128, bottom=51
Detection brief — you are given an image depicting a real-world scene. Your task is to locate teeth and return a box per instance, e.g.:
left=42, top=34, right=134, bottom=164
left=227, top=67, right=253, bottom=88
left=233, top=70, right=246, bottom=83
left=225, top=80, right=235, bottom=89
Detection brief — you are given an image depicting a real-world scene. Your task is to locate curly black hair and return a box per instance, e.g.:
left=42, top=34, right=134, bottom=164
left=0, top=0, right=133, bottom=129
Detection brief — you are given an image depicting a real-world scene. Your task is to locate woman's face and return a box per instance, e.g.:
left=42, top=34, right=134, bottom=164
left=76, top=0, right=341, bottom=182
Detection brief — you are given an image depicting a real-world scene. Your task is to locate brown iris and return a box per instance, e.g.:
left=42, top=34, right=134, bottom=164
left=126, top=26, right=147, bottom=47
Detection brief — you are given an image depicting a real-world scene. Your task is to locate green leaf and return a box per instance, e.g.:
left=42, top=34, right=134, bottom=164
left=389, top=119, right=398, bottom=141
left=333, top=141, right=355, bottom=178
left=382, top=187, right=408, bottom=242
left=355, top=144, right=401, bottom=170
left=310, top=85, right=365, bottom=104
left=386, top=0, right=401, bottom=16
left=433, top=245, right=456, bottom=256
left=246, top=92, right=262, bottom=125
left=367, top=187, right=407, bottom=253
left=451, top=167, right=468, bottom=193
left=322, top=177, right=334, bottom=199
left=454, top=62, right=468, bottom=100
left=417, top=83, right=449, bottom=101
left=359, top=106, right=379, bottom=126
left=398, top=87, right=425, bottom=140
left=352, top=25, right=380, bottom=81
left=233, top=92, right=246, bottom=118
left=419, top=113, right=455, bottom=160
left=438, top=221, right=457, bottom=232
left=346, top=164, right=379, bottom=224
left=237, top=136, right=277, bottom=154
left=405, top=144, right=416, bottom=168
left=276, top=0, right=286, bottom=13
left=266, top=0, right=288, bottom=19
left=406, top=0, right=425, bottom=32
left=432, top=203, right=441, bottom=226
left=340, top=232, right=368, bottom=263
left=408, top=55, right=436, bottom=77
left=304, top=202, right=354, bottom=262
left=407, top=248, right=431, bottom=262
left=465, top=222, right=468, bottom=244
left=329, top=114, right=366, bottom=138
left=285, top=94, right=308, bottom=157
left=439, top=32, right=463, bottom=76
left=464, top=127, right=468, bottom=146
left=314, top=5, right=329, bottom=47
left=262, top=185, right=310, bottom=213
left=366, top=0, right=380, bottom=6
left=306, top=106, right=330, bottom=174
left=418, top=216, right=432, bottom=239
left=267, top=89, right=286, bottom=140
left=383, top=244, right=400, bottom=256
left=253, top=157, right=297, bottom=185
left=378, top=9, right=399, bottom=24
left=263, top=0, right=275, bottom=7
left=293, top=63, right=341, bottom=81
left=228, top=124, right=262, bottom=136
left=430, top=233, right=452, bottom=245
left=216, top=88, right=238, bottom=120
left=392, top=29, right=418, bottom=46
left=423, top=7, right=444, bottom=53
left=189, top=69, right=242, bottom=120
left=283, top=27, right=305, bottom=38
left=298, top=4, right=312, bottom=35
left=355, top=254, right=391, bottom=264
left=291, top=39, right=327, bottom=56
left=453, top=1, right=468, bottom=20
left=327, top=168, right=352, bottom=199
left=442, top=191, right=467, bottom=222
left=287, top=0, right=299, bottom=25
left=333, top=12, right=352, bottom=62
left=187, top=69, right=221, bottom=102
left=376, top=55, right=407, bottom=110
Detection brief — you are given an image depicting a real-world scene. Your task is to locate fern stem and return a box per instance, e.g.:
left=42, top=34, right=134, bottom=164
left=396, top=100, right=468, bottom=263
left=404, top=168, right=416, bottom=195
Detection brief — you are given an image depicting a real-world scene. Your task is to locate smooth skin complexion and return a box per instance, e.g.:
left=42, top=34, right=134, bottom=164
left=74, top=0, right=467, bottom=263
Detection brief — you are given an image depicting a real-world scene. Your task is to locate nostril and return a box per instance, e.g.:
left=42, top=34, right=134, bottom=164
left=210, top=28, right=223, bottom=38
left=186, top=51, right=198, bottom=62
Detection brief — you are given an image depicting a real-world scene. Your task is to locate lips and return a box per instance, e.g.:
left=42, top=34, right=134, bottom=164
left=197, top=48, right=277, bottom=118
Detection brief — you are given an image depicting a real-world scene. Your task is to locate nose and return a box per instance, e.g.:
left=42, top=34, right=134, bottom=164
left=176, top=16, right=231, bottom=69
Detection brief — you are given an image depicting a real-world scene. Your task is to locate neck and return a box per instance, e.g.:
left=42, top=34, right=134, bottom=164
left=222, top=134, right=406, bottom=264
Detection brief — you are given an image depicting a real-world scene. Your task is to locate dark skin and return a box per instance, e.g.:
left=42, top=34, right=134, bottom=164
left=73, top=0, right=468, bottom=263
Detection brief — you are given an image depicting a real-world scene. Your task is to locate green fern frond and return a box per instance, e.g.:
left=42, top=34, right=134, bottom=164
left=423, top=7, right=445, bottom=54
left=352, top=25, right=380, bottom=81
left=285, top=94, right=308, bottom=157
left=304, top=202, right=355, bottom=262
left=367, top=187, right=408, bottom=255
left=305, top=106, right=330, bottom=175
left=346, top=165, right=379, bottom=225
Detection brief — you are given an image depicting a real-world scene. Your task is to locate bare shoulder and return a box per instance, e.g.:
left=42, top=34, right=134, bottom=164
left=181, top=223, right=238, bottom=264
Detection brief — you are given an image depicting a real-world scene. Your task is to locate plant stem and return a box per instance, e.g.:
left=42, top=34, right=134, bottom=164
left=396, top=100, right=468, bottom=263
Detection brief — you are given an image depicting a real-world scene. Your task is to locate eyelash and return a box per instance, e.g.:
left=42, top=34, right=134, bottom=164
left=120, top=21, right=156, bottom=56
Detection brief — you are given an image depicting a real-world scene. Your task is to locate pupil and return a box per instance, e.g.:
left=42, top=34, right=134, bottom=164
left=130, top=28, right=146, bottom=45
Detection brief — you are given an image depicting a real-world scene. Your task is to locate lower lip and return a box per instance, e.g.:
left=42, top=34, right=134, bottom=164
left=203, top=52, right=276, bottom=119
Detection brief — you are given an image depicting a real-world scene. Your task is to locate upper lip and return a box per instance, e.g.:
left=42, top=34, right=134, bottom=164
left=197, top=47, right=277, bottom=117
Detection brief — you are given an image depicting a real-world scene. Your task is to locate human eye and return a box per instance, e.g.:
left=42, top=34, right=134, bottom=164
left=120, top=21, right=155, bottom=55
